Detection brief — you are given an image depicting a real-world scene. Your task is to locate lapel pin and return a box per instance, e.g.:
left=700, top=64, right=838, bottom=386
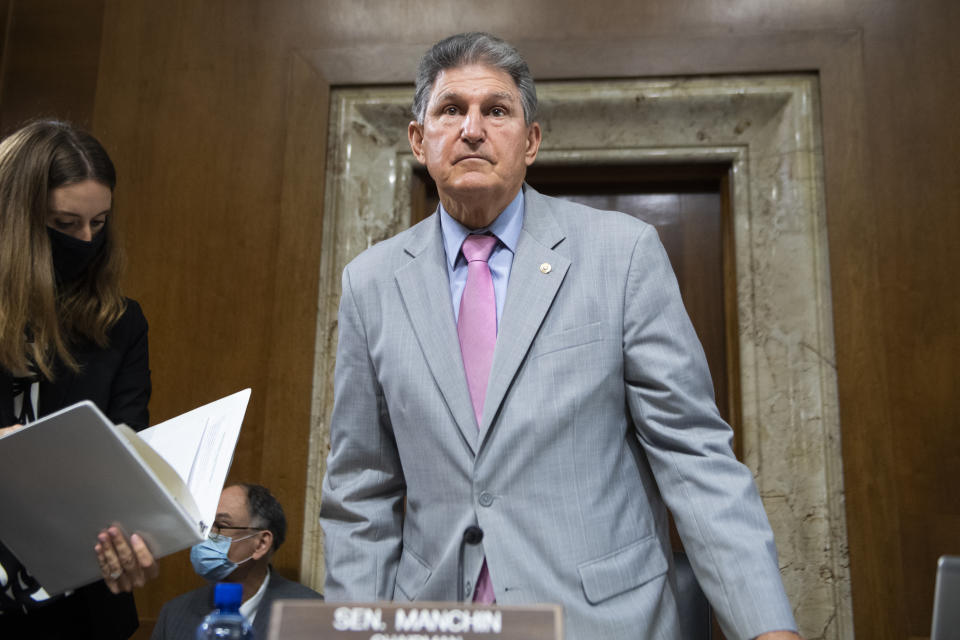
left=539, top=263, right=552, bottom=274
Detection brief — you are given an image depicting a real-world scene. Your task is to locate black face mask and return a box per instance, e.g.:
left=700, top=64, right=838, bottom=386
left=46, top=226, right=107, bottom=284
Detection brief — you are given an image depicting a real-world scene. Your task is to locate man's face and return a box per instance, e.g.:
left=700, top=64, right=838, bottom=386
left=408, top=64, right=541, bottom=227
left=214, top=485, right=264, bottom=564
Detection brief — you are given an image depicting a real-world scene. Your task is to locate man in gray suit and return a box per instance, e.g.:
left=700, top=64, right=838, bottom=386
left=320, top=32, right=802, bottom=640
left=152, top=484, right=321, bottom=639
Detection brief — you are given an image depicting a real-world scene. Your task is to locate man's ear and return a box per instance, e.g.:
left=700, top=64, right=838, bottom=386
left=524, top=122, right=542, bottom=166
left=252, top=530, right=273, bottom=561
left=408, top=121, right=426, bottom=163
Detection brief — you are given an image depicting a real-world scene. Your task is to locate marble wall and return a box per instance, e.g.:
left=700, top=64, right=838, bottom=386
left=303, top=75, right=851, bottom=640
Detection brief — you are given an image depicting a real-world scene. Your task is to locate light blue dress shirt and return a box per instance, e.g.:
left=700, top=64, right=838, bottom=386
left=439, top=189, right=524, bottom=330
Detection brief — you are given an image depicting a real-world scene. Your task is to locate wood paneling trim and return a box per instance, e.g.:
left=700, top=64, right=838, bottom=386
left=286, top=51, right=334, bottom=591
left=720, top=170, right=743, bottom=455
left=301, top=29, right=862, bottom=85
left=263, top=50, right=330, bottom=583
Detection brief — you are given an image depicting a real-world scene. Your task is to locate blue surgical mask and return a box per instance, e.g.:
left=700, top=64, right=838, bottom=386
left=190, top=532, right=256, bottom=581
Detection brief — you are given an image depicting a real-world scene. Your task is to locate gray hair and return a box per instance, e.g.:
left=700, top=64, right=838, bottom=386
left=412, top=32, right=538, bottom=126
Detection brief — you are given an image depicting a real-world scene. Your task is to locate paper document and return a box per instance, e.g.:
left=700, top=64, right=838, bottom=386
left=0, top=389, right=250, bottom=595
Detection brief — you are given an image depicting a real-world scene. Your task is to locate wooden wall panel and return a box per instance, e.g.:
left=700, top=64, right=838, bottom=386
left=1, top=1, right=956, bottom=638
left=0, top=0, right=105, bottom=133
left=867, top=4, right=960, bottom=636
left=89, top=2, right=331, bottom=634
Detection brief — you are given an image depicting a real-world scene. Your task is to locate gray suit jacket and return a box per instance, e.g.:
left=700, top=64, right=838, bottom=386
left=150, top=570, right=322, bottom=639
left=320, top=185, right=796, bottom=640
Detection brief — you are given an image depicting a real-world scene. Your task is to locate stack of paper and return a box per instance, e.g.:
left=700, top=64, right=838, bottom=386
left=0, top=389, right=250, bottom=595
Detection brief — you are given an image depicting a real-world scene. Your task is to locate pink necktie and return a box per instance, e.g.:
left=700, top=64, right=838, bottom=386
left=457, top=234, right=497, bottom=604
left=458, top=234, right=498, bottom=425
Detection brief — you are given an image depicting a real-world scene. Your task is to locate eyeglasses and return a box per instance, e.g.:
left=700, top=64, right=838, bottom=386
left=211, top=523, right=261, bottom=536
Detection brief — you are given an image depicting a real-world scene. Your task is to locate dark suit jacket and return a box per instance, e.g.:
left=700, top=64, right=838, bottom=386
left=151, top=570, right=323, bottom=639
left=0, top=299, right=150, bottom=640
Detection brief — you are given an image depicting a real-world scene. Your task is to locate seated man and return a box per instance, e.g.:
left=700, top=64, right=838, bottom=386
left=152, top=483, right=321, bottom=638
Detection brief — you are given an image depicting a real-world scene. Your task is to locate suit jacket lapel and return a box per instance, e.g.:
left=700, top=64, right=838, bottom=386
left=480, top=186, right=569, bottom=442
left=253, top=585, right=270, bottom=638
left=395, top=215, right=479, bottom=453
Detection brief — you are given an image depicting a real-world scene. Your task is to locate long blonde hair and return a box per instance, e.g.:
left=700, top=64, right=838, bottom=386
left=0, top=120, right=126, bottom=379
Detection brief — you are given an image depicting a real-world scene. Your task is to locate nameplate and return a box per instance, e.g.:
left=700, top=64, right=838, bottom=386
left=266, top=601, right=563, bottom=640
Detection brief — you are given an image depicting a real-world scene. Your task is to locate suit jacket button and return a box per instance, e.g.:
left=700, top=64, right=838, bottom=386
left=479, top=492, right=494, bottom=507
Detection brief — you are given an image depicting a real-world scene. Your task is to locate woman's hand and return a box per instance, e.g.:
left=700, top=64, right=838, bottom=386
left=0, top=423, right=23, bottom=437
left=94, top=526, right=159, bottom=593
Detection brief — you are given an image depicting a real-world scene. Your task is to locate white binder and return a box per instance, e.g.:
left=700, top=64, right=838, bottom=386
left=0, top=388, right=250, bottom=595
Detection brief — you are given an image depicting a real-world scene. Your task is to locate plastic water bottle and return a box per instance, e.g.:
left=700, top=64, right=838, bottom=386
left=196, top=582, right=254, bottom=639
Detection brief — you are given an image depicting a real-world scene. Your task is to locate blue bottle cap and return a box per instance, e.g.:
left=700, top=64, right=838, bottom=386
left=213, top=582, right=243, bottom=608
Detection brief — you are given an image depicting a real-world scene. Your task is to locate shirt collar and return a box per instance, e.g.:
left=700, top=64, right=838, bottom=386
left=239, top=566, right=271, bottom=622
left=439, top=188, right=525, bottom=269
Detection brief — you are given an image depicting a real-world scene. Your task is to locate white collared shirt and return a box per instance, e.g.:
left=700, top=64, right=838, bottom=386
left=439, top=189, right=525, bottom=327
left=239, top=567, right=271, bottom=624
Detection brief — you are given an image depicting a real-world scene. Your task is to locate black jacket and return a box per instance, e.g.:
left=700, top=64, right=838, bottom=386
left=0, top=299, right=151, bottom=639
